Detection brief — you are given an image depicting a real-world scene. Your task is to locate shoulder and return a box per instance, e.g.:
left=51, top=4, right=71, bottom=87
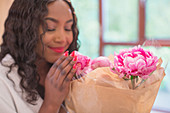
left=0, top=54, right=18, bottom=87
left=0, top=76, right=36, bottom=113
left=0, top=71, right=18, bottom=112
left=0, top=54, right=16, bottom=110
left=0, top=54, right=16, bottom=73
left=0, top=54, right=21, bottom=99
left=0, top=54, right=42, bottom=113
left=0, top=54, right=20, bottom=112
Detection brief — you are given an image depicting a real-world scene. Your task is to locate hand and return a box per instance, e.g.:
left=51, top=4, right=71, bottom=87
left=39, top=53, right=77, bottom=113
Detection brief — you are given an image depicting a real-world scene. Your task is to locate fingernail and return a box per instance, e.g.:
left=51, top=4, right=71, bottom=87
left=70, top=51, right=75, bottom=57
left=73, top=56, right=77, bottom=61
left=64, top=51, right=69, bottom=56
left=73, top=64, right=77, bottom=69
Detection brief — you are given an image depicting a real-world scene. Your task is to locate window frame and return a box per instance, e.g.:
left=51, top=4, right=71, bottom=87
left=99, top=0, right=170, bottom=56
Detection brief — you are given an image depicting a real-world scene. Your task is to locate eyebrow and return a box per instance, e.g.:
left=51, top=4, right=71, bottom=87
left=45, top=17, right=73, bottom=23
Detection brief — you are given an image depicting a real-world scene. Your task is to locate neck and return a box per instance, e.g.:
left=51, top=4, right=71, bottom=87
left=35, top=58, right=51, bottom=86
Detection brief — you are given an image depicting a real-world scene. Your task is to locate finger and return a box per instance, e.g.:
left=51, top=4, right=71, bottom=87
left=58, top=66, right=76, bottom=92
left=56, top=60, right=76, bottom=86
left=47, top=55, right=67, bottom=78
left=63, top=66, right=76, bottom=86
left=52, top=56, right=73, bottom=80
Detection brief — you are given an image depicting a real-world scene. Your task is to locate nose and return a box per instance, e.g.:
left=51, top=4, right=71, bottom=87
left=53, top=29, right=65, bottom=43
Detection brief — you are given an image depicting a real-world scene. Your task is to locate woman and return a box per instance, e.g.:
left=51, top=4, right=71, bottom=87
left=0, top=0, right=79, bottom=113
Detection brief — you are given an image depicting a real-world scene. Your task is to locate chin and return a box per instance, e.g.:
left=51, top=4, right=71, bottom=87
left=47, top=55, right=61, bottom=64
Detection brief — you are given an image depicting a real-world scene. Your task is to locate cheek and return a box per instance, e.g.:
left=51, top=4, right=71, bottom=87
left=67, top=33, right=74, bottom=44
left=36, top=36, right=51, bottom=55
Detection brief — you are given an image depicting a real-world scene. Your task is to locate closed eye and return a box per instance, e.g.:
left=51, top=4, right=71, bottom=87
left=47, top=28, right=56, bottom=32
left=64, top=25, right=72, bottom=32
left=65, top=28, right=72, bottom=31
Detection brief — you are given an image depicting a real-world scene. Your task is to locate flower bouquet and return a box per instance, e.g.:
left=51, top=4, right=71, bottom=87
left=65, top=46, right=165, bottom=113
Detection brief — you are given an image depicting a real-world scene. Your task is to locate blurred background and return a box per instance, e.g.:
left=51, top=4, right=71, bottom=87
left=0, top=0, right=170, bottom=112
left=71, top=0, right=170, bottom=112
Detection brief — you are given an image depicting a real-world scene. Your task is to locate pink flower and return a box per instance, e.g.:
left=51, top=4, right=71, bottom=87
left=114, top=46, right=158, bottom=79
left=74, top=51, right=92, bottom=76
left=91, top=56, right=113, bottom=70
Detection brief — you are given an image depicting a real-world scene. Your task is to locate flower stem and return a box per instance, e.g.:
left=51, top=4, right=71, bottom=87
left=131, top=76, right=136, bottom=90
left=135, top=79, right=145, bottom=89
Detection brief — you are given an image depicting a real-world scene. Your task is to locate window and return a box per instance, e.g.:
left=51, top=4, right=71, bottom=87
left=71, top=0, right=99, bottom=59
left=146, top=0, right=170, bottom=39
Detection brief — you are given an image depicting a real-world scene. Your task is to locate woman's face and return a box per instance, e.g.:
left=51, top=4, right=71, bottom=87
left=36, top=0, right=73, bottom=63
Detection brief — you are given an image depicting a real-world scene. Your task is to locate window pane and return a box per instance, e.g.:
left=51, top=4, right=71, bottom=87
left=104, top=45, right=170, bottom=111
left=103, top=0, right=138, bottom=42
left=71, top=0, right=99, bottom=58
left=104, top=45, right=133, bottom=56
left=146, top=0, right=170, bottom=39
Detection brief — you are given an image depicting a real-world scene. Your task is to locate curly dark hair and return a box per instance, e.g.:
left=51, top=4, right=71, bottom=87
left=0, top=0, right=79, bottom=104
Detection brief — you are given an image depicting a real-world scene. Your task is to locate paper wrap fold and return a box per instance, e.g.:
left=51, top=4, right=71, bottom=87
left=65, top=58, right=165, bottom=113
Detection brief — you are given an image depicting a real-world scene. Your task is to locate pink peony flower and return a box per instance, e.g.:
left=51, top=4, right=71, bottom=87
left=91, top=56, right=113, bottom=70
left=114, top=45, right=158, bottom=79
left=74, top=51, right=92, bottom=76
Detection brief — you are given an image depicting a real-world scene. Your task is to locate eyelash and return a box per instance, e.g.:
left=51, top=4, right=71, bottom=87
left=47, top=28, right=72, bottom=32
left=65, top=28, right=72, bottom=31
left=47, top=29, right=55, bottom=32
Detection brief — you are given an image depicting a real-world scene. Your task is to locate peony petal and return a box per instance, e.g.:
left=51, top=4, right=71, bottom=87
left=136, top=59, right=146, bottom=71
left=91, top=56, right=113, bottom=70
left=123, top=57, right=135, bottom=68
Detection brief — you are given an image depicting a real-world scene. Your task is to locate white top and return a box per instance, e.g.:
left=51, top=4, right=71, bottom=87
left=0, top=54, right=43, bottom=113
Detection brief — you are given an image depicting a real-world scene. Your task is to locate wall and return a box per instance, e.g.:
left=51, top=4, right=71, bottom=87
left=0, top=0, right=13, bottom=44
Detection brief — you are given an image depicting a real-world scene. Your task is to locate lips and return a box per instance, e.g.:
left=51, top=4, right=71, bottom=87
left=49, top=46, right=65, bottom=53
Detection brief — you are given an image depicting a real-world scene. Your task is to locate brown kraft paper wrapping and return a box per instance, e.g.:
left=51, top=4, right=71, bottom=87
left=65, top=60, right=165, bottom=113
